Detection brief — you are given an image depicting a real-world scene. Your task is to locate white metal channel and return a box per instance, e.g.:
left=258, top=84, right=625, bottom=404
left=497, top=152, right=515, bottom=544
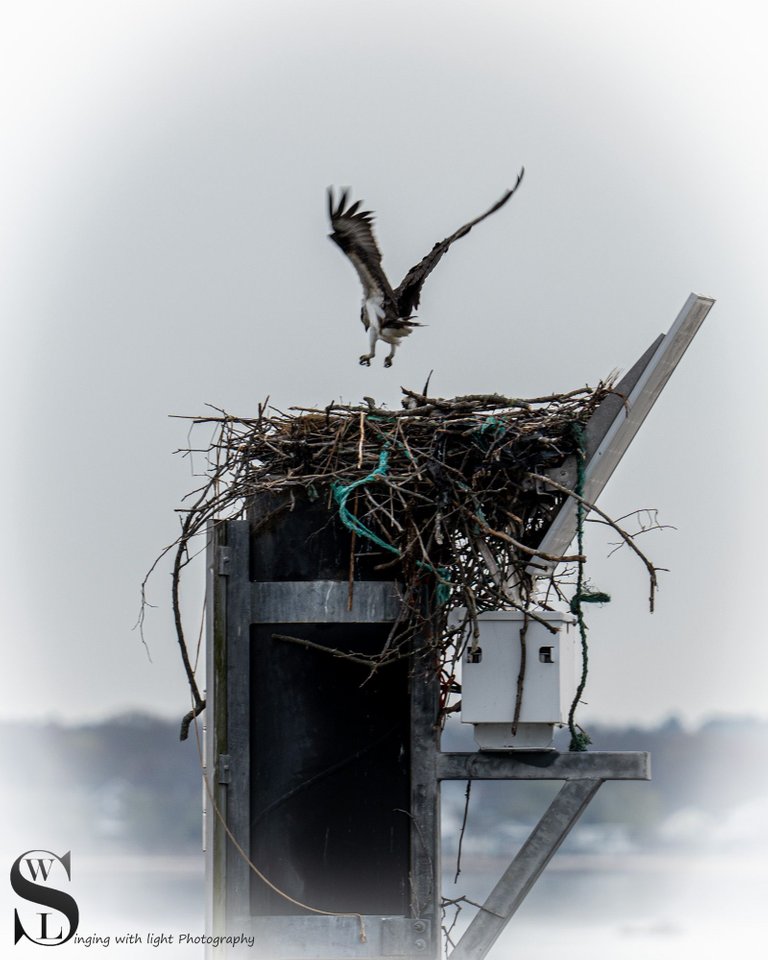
left=529, top=292, right=714, bottom=575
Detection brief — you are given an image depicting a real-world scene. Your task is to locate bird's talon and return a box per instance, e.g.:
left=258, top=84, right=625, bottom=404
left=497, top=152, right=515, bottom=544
left=359, top=356, right=371, bottom=366
left=384, top=358, right=393, bottom=368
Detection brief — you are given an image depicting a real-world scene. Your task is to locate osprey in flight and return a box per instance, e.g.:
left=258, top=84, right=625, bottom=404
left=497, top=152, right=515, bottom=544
left=328, top=168, right=524, bottom=367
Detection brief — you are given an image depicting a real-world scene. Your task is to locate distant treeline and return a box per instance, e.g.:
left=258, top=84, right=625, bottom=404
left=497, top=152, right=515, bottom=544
left=442, top=715, right=768, bottom=852
left=3, top=713, right=766, bottom=853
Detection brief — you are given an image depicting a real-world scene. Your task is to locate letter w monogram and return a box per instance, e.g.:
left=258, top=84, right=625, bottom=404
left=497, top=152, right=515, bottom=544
left=24, top=859, right=55, bottom=882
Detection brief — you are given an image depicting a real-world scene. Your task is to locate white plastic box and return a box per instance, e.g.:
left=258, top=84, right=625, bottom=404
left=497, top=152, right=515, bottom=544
left=460, top=610, right=577, bottom=750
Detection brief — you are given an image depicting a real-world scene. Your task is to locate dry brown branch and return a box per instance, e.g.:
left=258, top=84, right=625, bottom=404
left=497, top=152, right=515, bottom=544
left=529, top=472, right=661, bottom=611
left=271, top=633, right=389, bottom=669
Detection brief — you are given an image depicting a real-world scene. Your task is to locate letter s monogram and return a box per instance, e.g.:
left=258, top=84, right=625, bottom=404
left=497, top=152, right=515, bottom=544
left=10, top=850, right=79, bottom=945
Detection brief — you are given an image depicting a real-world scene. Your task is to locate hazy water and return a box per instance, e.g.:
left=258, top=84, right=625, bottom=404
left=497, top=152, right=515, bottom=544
left=5, top=850, right=766, bottom=959
left=444, top=852, right=768, bottom=960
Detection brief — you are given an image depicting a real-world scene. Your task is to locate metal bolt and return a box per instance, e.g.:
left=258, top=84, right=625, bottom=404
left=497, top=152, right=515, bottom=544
left=413, top=921, right=426, bottom=933
left=414, top=939, right=426, bottom=951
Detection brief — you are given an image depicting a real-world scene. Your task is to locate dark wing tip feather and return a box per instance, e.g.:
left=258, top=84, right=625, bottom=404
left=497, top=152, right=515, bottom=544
left=488, top=166, right=526, bottom=215
left=327, top=187, right=379, bottom=238
left=507, top=164, right=525, bottom=196
left=327, top=186, right=354, bottom=222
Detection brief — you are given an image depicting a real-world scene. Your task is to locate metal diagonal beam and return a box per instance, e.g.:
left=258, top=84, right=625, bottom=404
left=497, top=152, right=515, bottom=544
left=527, top=292, right=714, bottom=576
left=449, top=778, right=603, bottom=960
left=542, top=333, right=665, bottom=494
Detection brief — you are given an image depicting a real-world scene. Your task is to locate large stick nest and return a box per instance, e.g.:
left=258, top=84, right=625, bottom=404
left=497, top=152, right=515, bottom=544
left=240, top=386, right=606, bottom=590
left=145, top=382, right=665, bottom=738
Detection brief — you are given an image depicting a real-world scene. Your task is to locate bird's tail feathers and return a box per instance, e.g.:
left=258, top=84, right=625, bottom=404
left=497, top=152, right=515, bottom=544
left=384, top=316, right=422, bottom=331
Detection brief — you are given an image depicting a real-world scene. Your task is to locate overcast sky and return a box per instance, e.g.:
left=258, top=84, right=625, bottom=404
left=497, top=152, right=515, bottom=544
left=2, top=0, right=766, bottom=726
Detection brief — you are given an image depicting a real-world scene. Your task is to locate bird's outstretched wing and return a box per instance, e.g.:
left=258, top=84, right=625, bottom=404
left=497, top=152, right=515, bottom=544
left=394, top=167, right=525, bottom=317
left=327, top=188, right=396, bottom=303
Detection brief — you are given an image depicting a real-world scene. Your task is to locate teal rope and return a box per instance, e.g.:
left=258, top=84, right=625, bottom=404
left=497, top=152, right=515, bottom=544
left=331, top=447, right=400, bottom=556
left=434, top=576, right=452, bottom=606
left=475, top=415, right=505, bottom=435
left=331, top=445, right=452, bottom=604
left=570, top=590, right=611, bottom=612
